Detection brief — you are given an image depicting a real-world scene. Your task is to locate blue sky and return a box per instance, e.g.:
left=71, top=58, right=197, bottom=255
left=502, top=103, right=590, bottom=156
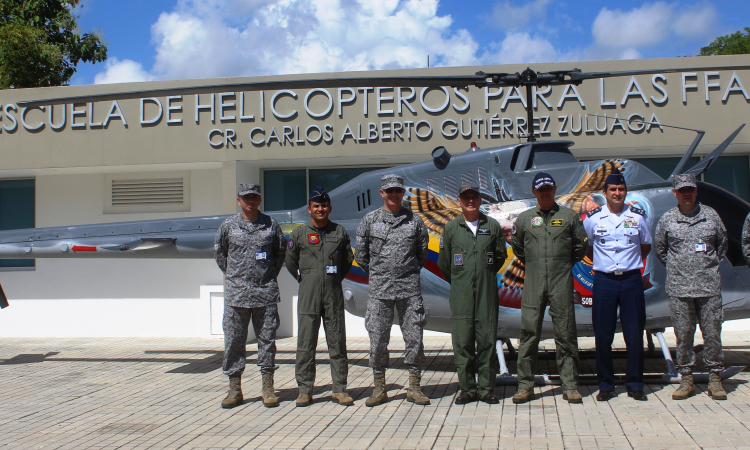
left=69, top=0, right=750, bottom=85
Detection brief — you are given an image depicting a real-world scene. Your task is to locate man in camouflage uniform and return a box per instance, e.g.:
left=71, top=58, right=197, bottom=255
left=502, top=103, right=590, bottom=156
left=654, top=173, right=728, bottom=400
left=512, top=172, right=589, bottom=404
left=355, top=174, right=431, bottom=407
left=286, top=187, right=354, bottom=407
left=742, top=213, right=750, bottom=265
left=215, top=183, right=287, bottom=408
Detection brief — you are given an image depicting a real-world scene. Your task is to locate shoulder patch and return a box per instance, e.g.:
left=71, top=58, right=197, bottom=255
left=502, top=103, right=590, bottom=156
left=288, top=238, right=295, bottom=249
left=630, top=206, right=646, bottom=216
left=587, top=206, right=602, bottom=218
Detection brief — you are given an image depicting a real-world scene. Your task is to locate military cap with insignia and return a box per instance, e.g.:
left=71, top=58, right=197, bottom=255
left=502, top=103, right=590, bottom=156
left=458, top=181, right=481, bottom=196
left=532, top=172, right=555, bottom=190
left=605, top=167, right=626, bottom=186
left=309, top=186, right=331, bottom=203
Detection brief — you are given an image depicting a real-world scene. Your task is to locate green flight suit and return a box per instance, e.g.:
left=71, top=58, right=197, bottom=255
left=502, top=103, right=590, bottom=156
left=286, top=220, right=354, bottom=395
left=511, top=203, right=588, bottom=391
left=438, top=213, right=507, bottom=397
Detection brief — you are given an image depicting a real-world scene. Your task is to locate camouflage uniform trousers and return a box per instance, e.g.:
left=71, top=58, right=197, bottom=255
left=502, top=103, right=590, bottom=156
left=669, top=295, right=724, bottom=375
left=365, top=295, right=426, bottom=374
left=223, top=304, right=280, bottom=376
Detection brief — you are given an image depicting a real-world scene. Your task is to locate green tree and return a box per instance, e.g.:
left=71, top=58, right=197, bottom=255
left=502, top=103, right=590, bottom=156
left=0, top=0, right=107, bottom=89
left=700, top=27, right=750, bottom=56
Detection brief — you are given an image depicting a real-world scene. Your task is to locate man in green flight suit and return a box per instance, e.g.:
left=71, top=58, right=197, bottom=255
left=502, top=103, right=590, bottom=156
left=286, top=186, right=355, bottom=407
left=512, top=172, right=588, bottom=404
left=438, top=182, right=507, bottom=404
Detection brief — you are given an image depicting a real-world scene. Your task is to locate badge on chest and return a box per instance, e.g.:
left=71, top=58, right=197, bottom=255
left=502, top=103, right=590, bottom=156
left=326, top=265, right=338, bottom=274
left=695, top=242, right=707, bottom=252
left=594, top=226, right=610, bottom=237
left=477, top=228, right=491, bottom=235
left=531, top=216, right=543, bottom=228
left=325, top=235, right=337, bottom=243
left=308, top=234, right=320, bottom=245
left=255, top=251, right=267, bottom=260
left=550, top=219, right=563, bottom=227
left=454, top=254, right=463, bottom=266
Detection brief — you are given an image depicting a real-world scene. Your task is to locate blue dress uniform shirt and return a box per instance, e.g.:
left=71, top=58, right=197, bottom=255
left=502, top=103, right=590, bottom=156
left=584, top=204, right=652, bottom=273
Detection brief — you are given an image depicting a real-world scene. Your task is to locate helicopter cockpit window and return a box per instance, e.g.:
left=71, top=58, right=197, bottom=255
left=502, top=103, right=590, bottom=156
left=529, top=146, right=577, bottom=168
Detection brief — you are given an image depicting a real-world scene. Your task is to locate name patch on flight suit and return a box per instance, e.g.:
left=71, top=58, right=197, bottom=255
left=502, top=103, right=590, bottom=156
left=454, top=254, right=463, bottom=266
left=531, top=216, right=543, bottom=227
left=325, top=235, right=338, bottom=243
left=255, top=252, right=267, bottom=260
left=308, top=234, right=320, bottom=245
left=477, top=228, right=491, bottom=235
left=550, top=219, right=563, bottom=226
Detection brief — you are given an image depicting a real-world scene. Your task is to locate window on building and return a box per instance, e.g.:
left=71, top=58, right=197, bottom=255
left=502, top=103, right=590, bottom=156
left=630, top=157, right=700, bottom=181
left=704, top=156, right=750, bottom=202
left=263, top=169, right=307, bottom=211
left=263, top=166, right=389, bottom=211
left=0, top=179, right=35, bottom=269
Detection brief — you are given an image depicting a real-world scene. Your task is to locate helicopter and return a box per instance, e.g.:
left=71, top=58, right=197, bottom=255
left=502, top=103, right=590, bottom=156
left=1, top=64, right=749, bottom=385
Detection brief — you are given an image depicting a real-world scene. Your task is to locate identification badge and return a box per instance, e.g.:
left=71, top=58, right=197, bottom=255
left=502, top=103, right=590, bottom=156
left=255, top=251, right=267, bottom=260
left=454, top=254, right=463, bottom=266
left=308, top=234, right=320, bottom=245
left=695, top=242, right=707, bottom=252
left=325, top=235, right=337, bottom=243
left=477, top=228, right=491, bottom=235
left=531, top=216, right=543, bottom=227
left=487, top=252, right=494, bottom=265
left=439, top=237, right=443, bottom=249
left=326, top=265, right=338, bottom=274
left=550, top=219, right=563, bottom=227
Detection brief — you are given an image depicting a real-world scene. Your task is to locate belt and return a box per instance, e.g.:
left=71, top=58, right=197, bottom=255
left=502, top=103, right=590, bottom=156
left=605, top=269, right=639, bottom=276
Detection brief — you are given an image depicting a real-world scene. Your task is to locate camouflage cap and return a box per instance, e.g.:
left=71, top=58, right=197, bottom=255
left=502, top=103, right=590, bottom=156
left=237, top=183, right=261, bottom=197
left=673, top=173, right=697, bottom=190
left=381, top=174, right=404, bottom=190
left=458, top=181, right=481, bottom=196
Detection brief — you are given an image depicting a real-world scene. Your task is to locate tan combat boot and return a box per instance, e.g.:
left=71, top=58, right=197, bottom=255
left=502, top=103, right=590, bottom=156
left=672, top=374, right=695, bottom=400
left=512, top=388, right=534, bottom=404
left=221, top=375, right=243, bottom=408
left=707, top=372, right=727, bottom=400
left=365, top=372, right=388, bottom=407
left=261, top=373, right=279, bottom=407
left=406, top=373, right=431, bottom=405
left=563, top=389, right=583, bottom=403
left=331, top=392, right=354, bottom=406
left=296, top=392, right=312, bottom=407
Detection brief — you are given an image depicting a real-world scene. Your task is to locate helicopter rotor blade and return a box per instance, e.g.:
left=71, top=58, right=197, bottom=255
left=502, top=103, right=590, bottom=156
left=15, top=65, right=750, bottom=108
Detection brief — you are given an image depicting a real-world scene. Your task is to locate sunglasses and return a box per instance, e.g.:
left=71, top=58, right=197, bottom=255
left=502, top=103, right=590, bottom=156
left=384, top=188, right=404, bottom=194
left=677, top=187, right=696, bottom=193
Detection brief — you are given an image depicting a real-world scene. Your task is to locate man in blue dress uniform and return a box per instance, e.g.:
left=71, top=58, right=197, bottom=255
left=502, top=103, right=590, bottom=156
left=584, top=168, right=652, bottom=401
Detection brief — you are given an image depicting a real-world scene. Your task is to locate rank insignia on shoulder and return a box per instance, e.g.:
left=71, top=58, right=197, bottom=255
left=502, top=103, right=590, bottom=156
left=578, top=215, right=584, bottom=223
left=288, top=238, right=295, bottom=249
left=630, top=206, right=646, bottom=216
left=531, top=216, right=543, bottom=227
left=454, top=254, right=463, bottom=266
left=477, top=228, right=491, bottom=235
left=551, top=219, right=563, bottom=227
left=307, top=234, right=320, bottom=245
left=587, top=206, right=602, bottom=218
left=439, top=237, right=443, bottom=249
left=325, top=235, right=337, bottom=243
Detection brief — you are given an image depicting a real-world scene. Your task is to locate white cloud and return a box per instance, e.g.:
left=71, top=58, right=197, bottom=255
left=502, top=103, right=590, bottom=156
left=487, top=0, right=551, bottom=30
left=93, top=58, right=155, bottom=84
left=94, top=0, right=481, bottom=82
left=589, top=2, right=719, bottom=59
left=481, top=32, right=557, bottom=65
